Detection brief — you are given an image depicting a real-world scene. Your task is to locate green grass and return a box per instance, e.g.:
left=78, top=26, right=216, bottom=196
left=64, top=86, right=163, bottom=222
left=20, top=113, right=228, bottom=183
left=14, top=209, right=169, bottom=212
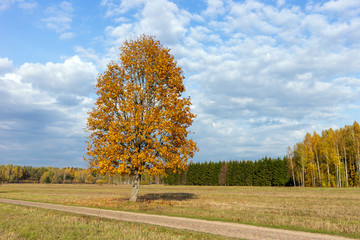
left=0, top=203, right=232, bottom=240
left=1, top=184, right=360, bottom=238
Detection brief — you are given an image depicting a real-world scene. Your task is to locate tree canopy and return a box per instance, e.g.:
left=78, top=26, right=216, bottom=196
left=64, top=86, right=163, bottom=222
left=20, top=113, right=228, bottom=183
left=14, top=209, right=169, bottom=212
left=289, top=121, right=360, bottom=187
left=85, top=35, right=198, bottom=201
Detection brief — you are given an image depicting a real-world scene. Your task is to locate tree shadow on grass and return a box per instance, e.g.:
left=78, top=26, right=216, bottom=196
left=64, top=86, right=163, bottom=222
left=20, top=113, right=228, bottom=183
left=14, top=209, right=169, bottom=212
left=139, top=192, right=196, bottom=201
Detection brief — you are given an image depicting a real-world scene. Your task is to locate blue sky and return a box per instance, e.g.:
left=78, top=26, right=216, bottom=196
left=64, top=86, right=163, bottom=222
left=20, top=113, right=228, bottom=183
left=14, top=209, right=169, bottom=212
left=1, top=0, right=360, bottom=167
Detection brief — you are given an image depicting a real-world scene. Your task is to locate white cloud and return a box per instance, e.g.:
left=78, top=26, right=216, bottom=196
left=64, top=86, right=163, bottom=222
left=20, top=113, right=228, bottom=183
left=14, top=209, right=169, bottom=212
left=100, top=0, right=145, bottom=17
left=59, top=32, right=74, bottom=40
left=135, top=0, right=191, bottom=44
left=0, top=0, right=37, bottom=12
left=0, top=0, right=15, bottom=11
left=319, top=0, right=360, bottom=12
left=17, top=0, right=38, bottom=11
left=42, top=1, right=73, bottom=33
left=103, top=0, right=192, bottom=46
left=0, top=55, right=97, bottom=112
left=203, top=0, right=225, bottom=18
left=277, top=0, right=285, bottom=8
left=0, top=56, right=98, bottom=166
left=19, top=55, right=98, bottom=97
left=0, top=58, right=14, bottom=75
left=105, top=23, right=135, bottom=46
left=74, top=46, right=114, bottom=71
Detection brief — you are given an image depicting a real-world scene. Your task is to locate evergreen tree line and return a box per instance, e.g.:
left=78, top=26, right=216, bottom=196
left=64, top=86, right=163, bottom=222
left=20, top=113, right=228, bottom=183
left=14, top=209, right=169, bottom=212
left=289, top=121, right=360, bottom=187
left=164, top=157, right=290, bottom=186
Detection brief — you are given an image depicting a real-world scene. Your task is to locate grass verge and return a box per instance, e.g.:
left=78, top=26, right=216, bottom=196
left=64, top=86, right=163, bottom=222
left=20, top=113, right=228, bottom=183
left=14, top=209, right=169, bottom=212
left=0, top=203, right=232, bottom=240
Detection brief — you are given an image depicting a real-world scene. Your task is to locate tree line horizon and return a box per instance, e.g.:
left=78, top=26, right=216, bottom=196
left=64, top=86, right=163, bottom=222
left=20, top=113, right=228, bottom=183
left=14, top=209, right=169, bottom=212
left=0, top=157, right=289, bottom=186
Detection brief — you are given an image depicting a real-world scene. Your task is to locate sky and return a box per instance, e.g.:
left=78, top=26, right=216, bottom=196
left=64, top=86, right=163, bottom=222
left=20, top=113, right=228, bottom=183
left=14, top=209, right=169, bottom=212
left=1, top=0, right=360, bottom=167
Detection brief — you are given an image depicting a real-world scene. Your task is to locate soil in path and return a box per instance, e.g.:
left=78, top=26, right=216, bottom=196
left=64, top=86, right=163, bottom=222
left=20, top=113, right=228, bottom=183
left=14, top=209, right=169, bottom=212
left=0, top=198, right=354, bottom=240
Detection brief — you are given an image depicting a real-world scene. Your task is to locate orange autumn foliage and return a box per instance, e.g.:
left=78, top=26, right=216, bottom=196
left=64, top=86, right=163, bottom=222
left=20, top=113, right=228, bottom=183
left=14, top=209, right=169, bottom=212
left=85, top=35, right=198, bottom=179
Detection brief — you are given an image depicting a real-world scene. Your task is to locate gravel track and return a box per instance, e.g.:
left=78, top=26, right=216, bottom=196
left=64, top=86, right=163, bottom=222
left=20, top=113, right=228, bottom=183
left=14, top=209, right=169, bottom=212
left=0, top=198, right=354, bottom=240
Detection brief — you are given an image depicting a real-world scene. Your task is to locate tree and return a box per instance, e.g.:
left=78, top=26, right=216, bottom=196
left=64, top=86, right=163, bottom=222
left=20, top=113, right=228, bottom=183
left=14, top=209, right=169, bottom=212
left=303, top=133, right=316, bottom=186
left=218, top=162, right=228, bottom=186
left=294, top=143, right=306, bottom=187
left=311, top=131, right=322, bottom=186
left=85, top=35, right=198, bottom=202
left=287, top=146, right=296, bottom=186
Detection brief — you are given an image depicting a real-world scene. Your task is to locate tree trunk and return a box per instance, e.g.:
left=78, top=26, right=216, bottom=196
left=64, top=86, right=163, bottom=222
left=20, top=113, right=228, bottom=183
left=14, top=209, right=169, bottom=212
left=336, top=144, right=341, bottom=187
left=344, top=147, right=348, bottom=187
left=301, top=158, right=305, bottom=187
left=129, top=173, right=141, bottom=202
left=311, top=169, right=314, bottom=187
left=290, top=157, right=296, bottom=187
left=314, top=148, right=322, bottom=186
left=357, top=143, right=360, bottom=187
left=288, top=147, right=296, bottom=187
left=326, top=155, right=330, bottom=186
left=335, top=165, right=339, bottom=187
left=357, top=159, right=360, bottom=187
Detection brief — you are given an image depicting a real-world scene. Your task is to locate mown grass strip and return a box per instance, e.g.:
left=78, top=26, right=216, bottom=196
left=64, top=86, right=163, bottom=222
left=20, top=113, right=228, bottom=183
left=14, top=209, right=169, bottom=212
left=0, top=203, right=234, bottom=240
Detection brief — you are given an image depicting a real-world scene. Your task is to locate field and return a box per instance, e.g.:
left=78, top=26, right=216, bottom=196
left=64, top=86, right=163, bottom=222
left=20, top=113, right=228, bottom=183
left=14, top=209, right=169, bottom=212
left=0, top=184, right=360, bottom=239
left=0, top=203, right=231, bottom=240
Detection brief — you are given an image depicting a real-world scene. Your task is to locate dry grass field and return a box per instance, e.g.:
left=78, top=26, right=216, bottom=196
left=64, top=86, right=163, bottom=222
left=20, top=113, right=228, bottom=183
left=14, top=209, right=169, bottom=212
left=0, top=203, right=231, bottom=240
left=0, top=184, right=359, bottom=239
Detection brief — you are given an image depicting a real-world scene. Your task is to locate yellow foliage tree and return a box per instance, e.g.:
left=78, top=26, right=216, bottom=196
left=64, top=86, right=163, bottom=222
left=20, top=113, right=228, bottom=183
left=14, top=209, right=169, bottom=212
left=85, top=35, right=198, bottom=201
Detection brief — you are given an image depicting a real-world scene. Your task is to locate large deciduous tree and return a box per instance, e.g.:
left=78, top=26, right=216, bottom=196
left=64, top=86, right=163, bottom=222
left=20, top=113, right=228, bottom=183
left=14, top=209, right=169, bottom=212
left=85, top=35, right=198, bottom=201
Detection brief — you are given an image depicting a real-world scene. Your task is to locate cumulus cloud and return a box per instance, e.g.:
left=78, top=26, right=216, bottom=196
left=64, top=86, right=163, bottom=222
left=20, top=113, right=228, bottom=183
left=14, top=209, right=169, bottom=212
left=59, top=32, right=74, bottom=40
left=0, top=58, right=14, bottom=75
left=104, top=0, right=191, bottom=46
left=0, top=0, right=15, bottom=11
left=0, top=0, right=37, bottom=12
left=277, top=0, right=286, bottom=8
left=19, top=55, right=97, bottom=97
left=314, top=0, right=360, bottom=14
left=100, top=0, right=145, bottom=17
left=42, top=1, right=73, bottom=35
left=0, top=56, right=97, bottom=166
left=17, top=0, right=38, bottom=11
left=136, top=0, right=191, bottom=44
left=203, top=0, right=226, bottom=18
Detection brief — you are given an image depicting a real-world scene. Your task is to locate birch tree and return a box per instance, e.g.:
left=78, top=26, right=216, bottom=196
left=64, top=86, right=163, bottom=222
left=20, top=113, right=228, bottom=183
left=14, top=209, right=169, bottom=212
left=85, top=35, right=198, bottom=202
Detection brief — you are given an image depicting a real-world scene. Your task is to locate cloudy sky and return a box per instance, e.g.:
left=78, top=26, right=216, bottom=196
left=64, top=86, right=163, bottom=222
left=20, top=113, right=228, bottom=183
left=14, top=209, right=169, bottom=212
left=1, top=0, right=360, bottom=167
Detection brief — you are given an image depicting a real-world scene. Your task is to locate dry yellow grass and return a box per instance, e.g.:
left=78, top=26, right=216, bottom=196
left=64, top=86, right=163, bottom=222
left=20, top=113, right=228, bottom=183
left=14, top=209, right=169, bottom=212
left=0, top=202, right=231, bottom=240
left=1, top=184, right=359, bottom=238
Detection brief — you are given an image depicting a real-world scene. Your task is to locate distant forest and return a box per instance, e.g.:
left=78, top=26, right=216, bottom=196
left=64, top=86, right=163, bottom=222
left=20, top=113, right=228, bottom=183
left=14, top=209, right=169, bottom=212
left=164, top=157, right=289, bottom=186
left=1, top=122, right=359, bottom=187
left=0, top=165, right=159, bottom=185
left=289, top=121, right=360, bottom=187
left=0, top=157, right=289, bottom=186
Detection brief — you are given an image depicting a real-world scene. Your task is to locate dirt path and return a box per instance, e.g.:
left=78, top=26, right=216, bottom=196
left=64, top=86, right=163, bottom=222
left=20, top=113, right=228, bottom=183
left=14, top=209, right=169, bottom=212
left=0, top=198, right=354, bottom=240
